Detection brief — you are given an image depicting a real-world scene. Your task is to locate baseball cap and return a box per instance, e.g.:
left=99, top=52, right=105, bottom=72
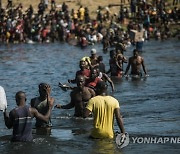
left=91, top=48, right=97, bottom=54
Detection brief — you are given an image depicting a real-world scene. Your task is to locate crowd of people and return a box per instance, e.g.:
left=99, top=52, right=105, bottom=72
left=0, top=0, right=179, bottom=48
left=3, top=44, right=149, bottom=142
left=1, top=0, right=179, bottom=143
left=3, top=80, right=126, bottom=141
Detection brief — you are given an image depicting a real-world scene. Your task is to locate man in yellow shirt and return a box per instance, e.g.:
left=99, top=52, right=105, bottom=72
left=84, top=81, right=125, bottom=139
left=79, top=5, right=85, bottom=21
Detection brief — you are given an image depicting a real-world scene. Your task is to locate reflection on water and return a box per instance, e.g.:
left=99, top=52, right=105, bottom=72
left=90, top=139, right=119, bottom=154
left=51, top=129, right=74, bottom=140
left=0, top=39, right=180, bottom=153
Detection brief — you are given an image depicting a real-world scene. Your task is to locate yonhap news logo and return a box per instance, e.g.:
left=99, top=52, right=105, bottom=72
left=116, top=132, right=130, bottom=149
left=116, top=133, right=180, bottom=149
left=131, top=136, right=180, bottom=144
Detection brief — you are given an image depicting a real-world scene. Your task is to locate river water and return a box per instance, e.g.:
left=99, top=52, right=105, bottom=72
left=0, top=39, right=179, bottom=154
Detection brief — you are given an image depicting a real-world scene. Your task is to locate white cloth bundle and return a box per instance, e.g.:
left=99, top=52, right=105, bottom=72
left=0, top=86, right=7, bottom=112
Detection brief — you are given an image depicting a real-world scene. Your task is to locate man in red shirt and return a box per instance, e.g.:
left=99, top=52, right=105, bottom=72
left=86, top=68, right=102, bottom=90
left=68, top=60, right=90, bottom=84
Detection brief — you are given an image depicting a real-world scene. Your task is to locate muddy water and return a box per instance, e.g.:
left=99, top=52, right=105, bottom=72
left=0, top=39, right=179, bottom=154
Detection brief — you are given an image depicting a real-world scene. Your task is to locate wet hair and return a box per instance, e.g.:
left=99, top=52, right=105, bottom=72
left=110, top=49, right=115, bottom=54
left=16, top=91, right=26, bottom=99
left=133, top=49, right=138, bottom=53
left=116, top=49, right=122, bottom=54
left=98, top=56, right=103, bottom=61
left=95, top=81, right=108, bottom=90
left=76, top=75, right=85, bottom=82
left=39, top=83, right=49, bottom=90
left=110, top=49, right=116, bottom=57
left=15, top=91, right=26, bottom=103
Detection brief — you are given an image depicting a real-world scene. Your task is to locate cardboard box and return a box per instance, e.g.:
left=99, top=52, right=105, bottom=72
left=130, top=30, right=144, bottom=42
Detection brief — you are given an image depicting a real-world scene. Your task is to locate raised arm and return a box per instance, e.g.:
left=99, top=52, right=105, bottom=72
left=30, top=97, right=54, bottom=122
left=103, top=73, right=115, bottom=92
left=30, top=107, right=51, bottom=122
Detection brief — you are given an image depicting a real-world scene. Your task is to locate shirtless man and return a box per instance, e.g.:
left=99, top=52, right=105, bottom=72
left=124, top=49, right=148, bottom=77
left=56, top=75, right=95, bottom=117
left=86, top=67, right=102, bottom=90
left=88, top=48, right=99, bottom=69
left=107, top=50, right=123, bottom=77
left=116, top=49, right=127, bottom=72
left=31, top=83, right=54, bottom=128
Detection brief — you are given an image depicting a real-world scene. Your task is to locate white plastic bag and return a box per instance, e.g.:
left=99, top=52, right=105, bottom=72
left=0, top=86, right=7, bottom=112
